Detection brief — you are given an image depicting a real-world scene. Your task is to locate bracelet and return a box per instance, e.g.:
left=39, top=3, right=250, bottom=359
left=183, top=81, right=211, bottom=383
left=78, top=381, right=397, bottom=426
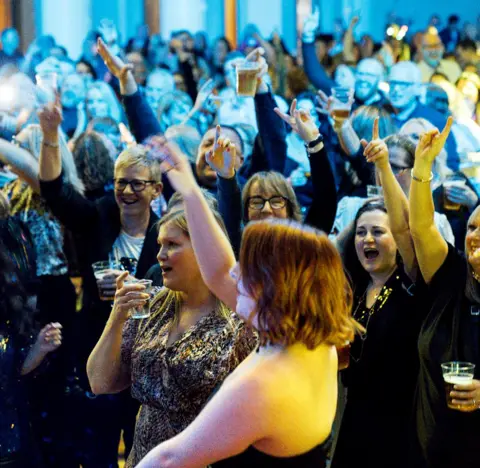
left=410, top=169, right=433, bottom=183
left=42, top=140, right=59, bottom=148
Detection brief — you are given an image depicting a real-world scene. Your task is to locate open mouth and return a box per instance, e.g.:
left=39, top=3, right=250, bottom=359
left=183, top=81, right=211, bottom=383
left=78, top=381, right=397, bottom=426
left=160, top=265, right=173, bottom=274
left=364, top=247, right=379, bottom=260
left=120, top=198, right=139, bottom=205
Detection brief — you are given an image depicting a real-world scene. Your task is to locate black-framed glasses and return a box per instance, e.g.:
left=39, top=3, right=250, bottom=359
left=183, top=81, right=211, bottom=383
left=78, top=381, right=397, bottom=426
left=114, top=178, right=156, bottom=192
left=390, top=163, right=410, bottom=175
left=247, top=196, right=288, bottom=211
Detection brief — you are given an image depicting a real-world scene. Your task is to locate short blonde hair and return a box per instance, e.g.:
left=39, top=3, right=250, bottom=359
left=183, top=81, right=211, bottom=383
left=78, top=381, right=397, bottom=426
left=114, top=144, right=162, bottom=183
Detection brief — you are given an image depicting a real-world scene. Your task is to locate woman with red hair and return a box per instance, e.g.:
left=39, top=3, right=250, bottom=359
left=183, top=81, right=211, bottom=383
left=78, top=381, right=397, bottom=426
left=135, top=136, right=360, bottom=467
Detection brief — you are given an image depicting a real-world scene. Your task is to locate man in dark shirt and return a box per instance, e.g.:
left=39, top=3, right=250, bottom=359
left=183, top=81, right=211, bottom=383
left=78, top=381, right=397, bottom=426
left=0, top=28, right=23, bottom=69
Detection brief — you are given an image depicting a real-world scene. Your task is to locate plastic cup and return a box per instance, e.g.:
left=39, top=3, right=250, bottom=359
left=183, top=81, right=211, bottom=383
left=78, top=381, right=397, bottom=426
left=441, top=361, right=475, bottom=410
left=92, top=260, right=122, bottom=301
left=367, top=185, right=384, bottom=198
left=331, top=86, right=354, bottom=119
left=443, top=175, right=466, bottom=211
left=235, top=60, right=260, bottom=97
left=36, top=72, right=57, bottom=102
left=125, top=279, right=153, bottom=319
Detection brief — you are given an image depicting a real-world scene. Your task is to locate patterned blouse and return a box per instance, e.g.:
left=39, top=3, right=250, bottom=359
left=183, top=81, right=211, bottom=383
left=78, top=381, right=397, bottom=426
left=2, top=180, right=68, bottom=277
left=121, top=290, right=258, bottom=467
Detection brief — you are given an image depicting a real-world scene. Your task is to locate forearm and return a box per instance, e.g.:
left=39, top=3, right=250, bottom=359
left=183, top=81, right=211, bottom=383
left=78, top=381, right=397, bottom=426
left=21, top=344, right=47, bottom=375
left=337, top=120, right=361, bottom=156
left=0, top=139, right=40, bottom=191
left=119, top=72, right=138, bottom=97
left=302, top=42, right=334, bottom=94
left=184, top=187, right=236, bottom=285
left=410, top=162, right=436, bottom=233
left=343, top=27, right=356, bottom=63
left=87, top=313, right=130, bottom=395
left=38, top=132, right=61, bottom=182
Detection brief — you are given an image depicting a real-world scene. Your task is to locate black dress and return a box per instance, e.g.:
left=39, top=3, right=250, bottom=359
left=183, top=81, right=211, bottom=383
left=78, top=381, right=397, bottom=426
left=332, top=266, right=425, bottom=468
left=412, top=244, right=480, bottom=468
left=213, top=438, right=331, bottom=468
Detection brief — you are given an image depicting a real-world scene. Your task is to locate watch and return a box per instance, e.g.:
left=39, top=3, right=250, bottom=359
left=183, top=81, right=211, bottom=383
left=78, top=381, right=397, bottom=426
left=305, top=134, right=324, bottom=149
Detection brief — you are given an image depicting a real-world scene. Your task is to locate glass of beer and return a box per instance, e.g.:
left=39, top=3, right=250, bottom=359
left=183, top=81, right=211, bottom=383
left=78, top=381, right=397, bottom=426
left=336, top=342, right=351, bottom=370
left=441, top=361, right=475, bottom=410
left=92, top=260, right=122, bottom=301
left=235, top=60, right=260, bottom=97
left=443, top=175, right=466, bottom=211
left=125, top=279, right=153, bottom=319
left=331, top=86, right=354, bottom=119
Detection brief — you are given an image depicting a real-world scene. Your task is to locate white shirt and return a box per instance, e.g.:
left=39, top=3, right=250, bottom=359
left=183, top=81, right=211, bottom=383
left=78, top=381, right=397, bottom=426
left=111, top=229, right=145, bottom=274
left=418, top=59, right=462, bottom=84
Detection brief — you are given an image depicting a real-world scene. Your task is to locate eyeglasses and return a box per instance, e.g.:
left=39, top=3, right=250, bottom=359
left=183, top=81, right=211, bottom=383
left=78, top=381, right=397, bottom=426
left=114, top=179, right=156, bottom=192
left=390, top=163, right=410, bottom=175
left=247, top=196, right=288, bottom=211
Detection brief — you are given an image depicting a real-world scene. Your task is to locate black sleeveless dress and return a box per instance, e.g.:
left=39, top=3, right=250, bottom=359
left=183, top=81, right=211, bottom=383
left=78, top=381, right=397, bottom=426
left=212, top=437, right=331, bottom=468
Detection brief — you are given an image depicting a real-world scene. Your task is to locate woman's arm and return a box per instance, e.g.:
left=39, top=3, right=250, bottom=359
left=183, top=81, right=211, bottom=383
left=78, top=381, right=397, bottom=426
left=22, top=323, right=62, bottom=375
left=409, top=118, right=453, bottom=284
left=159, top=138, right=238, bottom=310
left=0, top=139, right=40, bottom=192
left=343, top=16, right=359, bottom=64
left=363, top=118, right=416, bottom=279
left=136, top=377, right=267, bottom=468
left=87, top=272, right=147, bottom=394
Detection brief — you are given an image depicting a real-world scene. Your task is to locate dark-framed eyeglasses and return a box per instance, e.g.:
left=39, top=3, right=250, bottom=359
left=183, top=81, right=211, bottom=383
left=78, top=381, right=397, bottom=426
left=247, top=196, right=288, bottom=211
left=114, top=178, right=156, bottom=192
left=390, top=163, right=410, bottom=175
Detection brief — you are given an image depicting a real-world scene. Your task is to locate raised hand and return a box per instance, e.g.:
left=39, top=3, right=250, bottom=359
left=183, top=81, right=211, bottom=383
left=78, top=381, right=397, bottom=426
left=180, top=79, right=216, bottom=126
left=361, top=118, right=389, bottom=170
left=444, top=182, right=479, bottom=210
left=245, top=47, right=268, bottom=90
left=112, top=271, right=150, bottom=320
left=97, top=37, right=133, bottom=83
left=303, top=7, right=320, bottom=41
left=274, top=99, right=321, bottom=144
left=35, top=322, right=62, bottom=354
left=206, top=125, right=236, bottom=179
left=415, top=117, right=453, bottom=165
left=348, top=15, right=360, bottom=30
left=150, top=137, right=198, bottom=197
left=38, top=95, right=62, bottom=140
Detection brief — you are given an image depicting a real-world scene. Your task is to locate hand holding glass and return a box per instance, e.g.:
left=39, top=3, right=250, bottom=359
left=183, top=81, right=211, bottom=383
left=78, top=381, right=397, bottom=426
left=125, top=279, right=153, bottom=319
left=441, top=361, right=475, bottom=410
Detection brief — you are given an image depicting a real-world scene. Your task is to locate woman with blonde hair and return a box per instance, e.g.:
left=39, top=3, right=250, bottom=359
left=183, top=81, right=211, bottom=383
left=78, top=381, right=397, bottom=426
left=87, top=207, right=257, bottom=467
left=134, top=138, right=359, bottom=468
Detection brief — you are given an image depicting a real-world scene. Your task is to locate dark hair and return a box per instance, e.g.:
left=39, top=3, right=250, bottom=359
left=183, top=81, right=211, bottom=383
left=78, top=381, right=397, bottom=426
left=448, top=15, right=460, bottom=25
left=215, top=37, right=232, bottom=53
left=72, top=131, right=115, bottom=192
left=341, top=200, right=391, bottom=296
left=457, top=38, right=477, bottom=52
left=384, top=134, right=416, bottom=168
left=76, top=59, right=98, bottom=80
left=0, top=219, right=37, bottom=338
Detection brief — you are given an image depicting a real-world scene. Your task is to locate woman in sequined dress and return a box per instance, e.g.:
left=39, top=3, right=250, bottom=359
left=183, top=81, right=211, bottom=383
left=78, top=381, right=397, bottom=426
left=0, top=225, right=63, bottom=467
left=87, top=206, right=257, bottom=467
left=332, top=120, right=426, bottom=468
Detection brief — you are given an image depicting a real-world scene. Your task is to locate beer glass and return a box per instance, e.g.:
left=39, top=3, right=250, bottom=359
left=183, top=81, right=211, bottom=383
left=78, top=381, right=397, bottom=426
left=92, top=260, right=122, bottom=301
left=235, top=60, right=260, bottom=97
left=441, top=361, right=475, bottom=410
left=125, top=279, right=153, bottom=319
left=443, top=175, right=466, bottom=211
left=331, top=86, right=354, bottom=119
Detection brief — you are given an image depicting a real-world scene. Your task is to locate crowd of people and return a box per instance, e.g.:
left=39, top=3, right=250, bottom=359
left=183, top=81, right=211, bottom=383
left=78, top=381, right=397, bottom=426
left=1, top=6, right=480, bottom=468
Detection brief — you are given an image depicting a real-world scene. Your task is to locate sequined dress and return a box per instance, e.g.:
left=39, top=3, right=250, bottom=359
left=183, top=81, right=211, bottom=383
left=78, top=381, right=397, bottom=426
left=121, top=291, right=258, bottom=467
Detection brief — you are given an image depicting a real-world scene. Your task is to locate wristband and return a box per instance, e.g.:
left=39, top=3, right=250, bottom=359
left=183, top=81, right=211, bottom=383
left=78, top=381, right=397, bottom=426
left=410, top=170, right=433, bottom=183
left=42, top=140, right=59, bottom=148
left=305, top=134, right=324, bottom=149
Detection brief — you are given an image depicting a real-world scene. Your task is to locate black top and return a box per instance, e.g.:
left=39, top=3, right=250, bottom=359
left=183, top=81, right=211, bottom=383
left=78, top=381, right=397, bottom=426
left=333, top=266, right=426, bottom=468
left=213, top=438, right=330, bottom=468
left=413, top=244, right=480, bottom=468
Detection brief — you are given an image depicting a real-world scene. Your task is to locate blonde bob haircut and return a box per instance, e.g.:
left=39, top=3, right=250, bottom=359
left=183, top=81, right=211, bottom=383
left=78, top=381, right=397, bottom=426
left=114, top=144, right=163, bottom=183
left=239, top=218, right=361, bottom=349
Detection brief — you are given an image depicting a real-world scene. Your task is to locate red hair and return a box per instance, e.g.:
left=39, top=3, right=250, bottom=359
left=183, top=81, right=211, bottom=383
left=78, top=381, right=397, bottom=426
left=239, top=218, right=360, bottom=349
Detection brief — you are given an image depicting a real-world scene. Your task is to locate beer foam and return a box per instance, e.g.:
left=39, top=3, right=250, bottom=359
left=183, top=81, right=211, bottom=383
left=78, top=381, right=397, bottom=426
left=443, top=373, right=474, bottom=385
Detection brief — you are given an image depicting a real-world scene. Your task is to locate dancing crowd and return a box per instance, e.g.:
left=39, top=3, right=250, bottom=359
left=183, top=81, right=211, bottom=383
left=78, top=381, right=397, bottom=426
left=1, top=7, right=480, bottom=468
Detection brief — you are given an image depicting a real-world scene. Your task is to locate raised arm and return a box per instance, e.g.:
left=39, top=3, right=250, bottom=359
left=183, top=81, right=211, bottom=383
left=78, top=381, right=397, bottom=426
left=410, top=118, right=453, bottom=284
left=159, top=138, right=237, bottom=310
left=363, top=118, right=416, bottom=279
left=87, top=272, right=147, bottom=394
left=274, top=100, right=337, bottom=233
left=302, top=10, right=335, bottom=95
left=97, top=38, right=161, bottom=142
left=343, top=16, right=359, bottom=64
left=0, top=139, right=39, bottom=191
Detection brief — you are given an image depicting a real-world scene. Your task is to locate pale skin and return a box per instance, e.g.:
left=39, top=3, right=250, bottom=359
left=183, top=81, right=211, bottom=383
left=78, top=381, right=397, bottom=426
left=409, top=116, right=480, bottom=412
left=135, top=139, right=337, bottom=468
left=22, top=322, right=62, bottom=375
